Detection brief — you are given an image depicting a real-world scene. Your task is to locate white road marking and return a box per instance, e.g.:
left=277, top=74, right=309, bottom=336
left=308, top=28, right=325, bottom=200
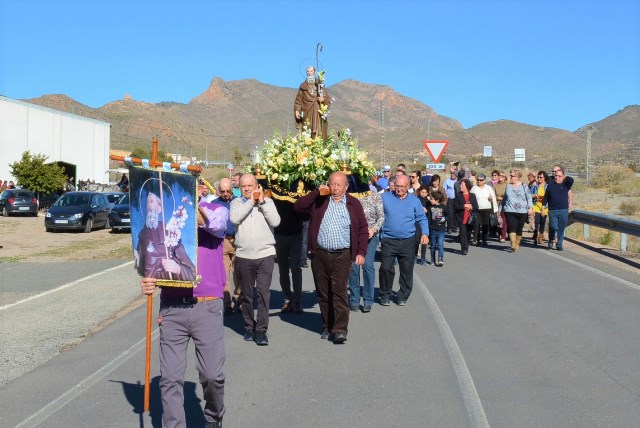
left=15, top=328, right=158, bottom=428
left=0, top=261, right=133, bottom=311
left=415, top=273, right=491, bottom=428
left=542, top=251, right=640, bottom=292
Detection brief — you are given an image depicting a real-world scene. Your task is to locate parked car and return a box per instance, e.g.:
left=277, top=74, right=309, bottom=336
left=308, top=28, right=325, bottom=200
left=0, top=189, right=38, bottom=216
left=103, top=192, right=126, bottom=209
left=108, top=193, right=131, bottom=233
left=45, top=191, right=111, bottom=233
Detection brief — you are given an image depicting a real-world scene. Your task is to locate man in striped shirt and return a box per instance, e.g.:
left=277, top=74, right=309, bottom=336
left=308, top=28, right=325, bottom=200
left=294, top=172, right=368, bottom=344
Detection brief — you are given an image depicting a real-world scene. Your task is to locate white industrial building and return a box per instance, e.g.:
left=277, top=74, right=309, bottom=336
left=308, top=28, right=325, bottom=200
left=0, top=95, right=111, bottom=185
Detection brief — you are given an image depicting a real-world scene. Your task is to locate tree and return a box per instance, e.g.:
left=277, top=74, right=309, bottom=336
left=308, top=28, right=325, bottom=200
left=9, top=151, right=67, bottom=195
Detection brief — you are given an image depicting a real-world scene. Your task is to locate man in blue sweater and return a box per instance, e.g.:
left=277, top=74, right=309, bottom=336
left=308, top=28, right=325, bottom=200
left=379, top=175, right=429, bottom=306
left=543, top=165, right=573, bottom=251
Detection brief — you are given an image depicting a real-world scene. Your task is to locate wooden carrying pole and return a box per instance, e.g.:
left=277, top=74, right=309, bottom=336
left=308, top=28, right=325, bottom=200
left=110, top=137, right=201, bottom=413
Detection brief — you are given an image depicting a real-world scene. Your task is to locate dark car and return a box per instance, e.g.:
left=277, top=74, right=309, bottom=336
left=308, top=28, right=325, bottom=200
left=103, top=192, right=126, bottom=208
left=0, top=189, right=38, bottom=216
left=108, top=193, right=131, bottom=233
left=45, top=191, right=111, bottom=233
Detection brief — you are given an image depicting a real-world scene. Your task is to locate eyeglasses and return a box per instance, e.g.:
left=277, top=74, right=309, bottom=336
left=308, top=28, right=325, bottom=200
left=218, top=189, right=232, bottom=194
left=395, top=185, right=408, bottom=189
left=509, top=175, right=516, bottom=178
left=478, top=179, right=485, bottom=182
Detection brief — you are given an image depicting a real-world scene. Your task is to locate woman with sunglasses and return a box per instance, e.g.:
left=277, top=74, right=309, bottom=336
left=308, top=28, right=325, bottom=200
left=531, top=171, right=549, bottom=246
left=501, top=169, right=533, bottom=252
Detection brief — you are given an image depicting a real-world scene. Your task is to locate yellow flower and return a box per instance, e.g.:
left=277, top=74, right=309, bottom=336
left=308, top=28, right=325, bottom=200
left=271, top=173, right=278, bottom=180
left=315, top=158, right=324, bottom=167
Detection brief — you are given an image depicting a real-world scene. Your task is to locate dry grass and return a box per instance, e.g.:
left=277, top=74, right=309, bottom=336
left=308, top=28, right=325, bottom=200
left=566, top=224, right=640, bottom=253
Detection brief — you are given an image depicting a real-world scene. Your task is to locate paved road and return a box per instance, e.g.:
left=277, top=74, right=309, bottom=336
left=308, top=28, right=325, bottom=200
left=0, top=238, right=639, bottom=427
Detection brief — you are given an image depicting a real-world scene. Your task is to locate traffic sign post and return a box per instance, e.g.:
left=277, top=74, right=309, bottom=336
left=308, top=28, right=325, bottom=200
left=423, top=140, right=449, bottom=163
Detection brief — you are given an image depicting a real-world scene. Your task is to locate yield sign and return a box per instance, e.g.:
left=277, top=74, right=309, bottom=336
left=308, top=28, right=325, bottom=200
left=423, top=140, right=449, bottom=163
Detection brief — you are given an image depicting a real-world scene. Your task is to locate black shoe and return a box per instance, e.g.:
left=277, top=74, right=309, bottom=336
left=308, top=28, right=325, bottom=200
left=556, top=246, right=564, bottom=251
left=333, top=333, right=347, bottom=344
left=436, top=258, right=444, bottom=267
left=243, top=330, right=255, bottom=341
left=255, top=331, right=269, bottom=346
left=476, top=241, right=481, bottom=247
left=350, top=305, right=359, bottom=312
left=482, top=241, right=488, bottom=247
left=396, top=300, right=407, bottom=306
left=301, top=262, right=309, bottom=268
left=362, top=304, right=372, bottom=313
left=206, top=420, right=222, bottom=428
left=380, top=297, right=391, bottom=306
left=461, top=249, right=468, bottom=255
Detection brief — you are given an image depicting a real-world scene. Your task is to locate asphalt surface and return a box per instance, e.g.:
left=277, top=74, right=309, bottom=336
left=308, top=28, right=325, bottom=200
left=0, top=236, right=639, bottom=428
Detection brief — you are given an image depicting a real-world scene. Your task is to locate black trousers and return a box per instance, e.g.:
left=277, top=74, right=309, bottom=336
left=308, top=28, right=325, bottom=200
left=505, top=212, right=528, bottom=235
left=379, top=237, right=416, bottom=302
left=458, top=222, right=473, bottom=252
left=473, top=209, right=492, bottom=243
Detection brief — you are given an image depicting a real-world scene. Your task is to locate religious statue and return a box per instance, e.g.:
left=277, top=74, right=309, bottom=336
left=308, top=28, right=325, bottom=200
left=294, top=65, right=331, bottom=139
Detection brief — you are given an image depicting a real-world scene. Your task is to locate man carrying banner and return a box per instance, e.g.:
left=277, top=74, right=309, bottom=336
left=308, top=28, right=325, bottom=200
left=140, top=188, right=229, bottom=428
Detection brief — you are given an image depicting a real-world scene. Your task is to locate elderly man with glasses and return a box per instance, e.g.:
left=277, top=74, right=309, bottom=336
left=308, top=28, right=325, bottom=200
left=213, top=178, right=238, bottom=314
left=378, top=174, right=429, bottom=306
left=543, top=165, right=574, bottom=251
left=377, top=165, right=392, bottom=191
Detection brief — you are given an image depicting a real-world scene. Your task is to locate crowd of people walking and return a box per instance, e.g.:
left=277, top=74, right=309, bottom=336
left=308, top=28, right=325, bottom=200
left=138, top=164, right=573, bottom=427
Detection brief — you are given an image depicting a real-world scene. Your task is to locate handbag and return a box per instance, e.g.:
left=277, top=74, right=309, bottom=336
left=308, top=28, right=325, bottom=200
left=468, top=211, right=476, bottom=226
left=489, top=199, right=499, bottom=227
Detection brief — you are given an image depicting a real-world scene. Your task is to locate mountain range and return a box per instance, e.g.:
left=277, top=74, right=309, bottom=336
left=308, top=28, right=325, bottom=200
left=25, top=78, right=640, bottom=171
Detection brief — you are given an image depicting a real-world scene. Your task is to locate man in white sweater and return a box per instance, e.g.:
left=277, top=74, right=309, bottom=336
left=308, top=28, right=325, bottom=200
left=230, top=174, right=281, bottom=346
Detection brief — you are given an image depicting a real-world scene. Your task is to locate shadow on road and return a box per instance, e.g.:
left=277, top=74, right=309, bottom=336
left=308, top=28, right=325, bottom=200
left=111, top=377, right=205, bottom=427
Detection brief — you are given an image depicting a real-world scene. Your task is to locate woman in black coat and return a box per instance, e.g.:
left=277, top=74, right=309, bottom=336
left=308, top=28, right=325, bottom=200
left=454, top=179, right=479, bottom=255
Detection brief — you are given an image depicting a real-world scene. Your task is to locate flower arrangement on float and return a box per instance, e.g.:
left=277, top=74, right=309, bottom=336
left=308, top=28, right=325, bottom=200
left=250, top=127, right=376, bottom=189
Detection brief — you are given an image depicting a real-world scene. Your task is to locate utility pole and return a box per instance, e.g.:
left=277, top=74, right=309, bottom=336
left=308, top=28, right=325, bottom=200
left=586, top=126, right=596, bottom=186
left=380, top=102, right=385, bottom=168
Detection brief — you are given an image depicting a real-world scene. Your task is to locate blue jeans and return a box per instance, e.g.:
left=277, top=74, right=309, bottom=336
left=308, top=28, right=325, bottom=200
left=548, top=209, right=569, bottom=248
left=349, top=233, right=379, bottom=307
left=429, top=230, right=445, bottom=260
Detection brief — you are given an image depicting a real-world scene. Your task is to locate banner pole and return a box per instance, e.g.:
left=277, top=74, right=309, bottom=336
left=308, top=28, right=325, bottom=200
left=144, top=294, right=152, bottom=412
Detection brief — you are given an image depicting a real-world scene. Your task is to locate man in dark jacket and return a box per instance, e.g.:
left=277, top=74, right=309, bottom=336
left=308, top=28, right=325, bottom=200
left=294, top=172, right=368, bottom=344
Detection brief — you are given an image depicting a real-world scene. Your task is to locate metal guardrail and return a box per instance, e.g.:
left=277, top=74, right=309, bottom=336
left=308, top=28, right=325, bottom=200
left=568, top=209, right=640, bottom=251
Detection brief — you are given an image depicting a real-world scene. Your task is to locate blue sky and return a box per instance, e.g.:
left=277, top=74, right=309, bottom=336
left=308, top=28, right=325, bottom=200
left=1, top=0, right=638, bottom=131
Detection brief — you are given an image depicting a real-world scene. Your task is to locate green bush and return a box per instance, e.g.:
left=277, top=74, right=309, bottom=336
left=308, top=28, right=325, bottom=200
left=599, top=231, right=614, bottom=246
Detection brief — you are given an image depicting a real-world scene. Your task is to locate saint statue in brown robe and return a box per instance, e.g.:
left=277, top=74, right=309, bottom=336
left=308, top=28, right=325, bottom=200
left=294, top=66, right=330, bottom=139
